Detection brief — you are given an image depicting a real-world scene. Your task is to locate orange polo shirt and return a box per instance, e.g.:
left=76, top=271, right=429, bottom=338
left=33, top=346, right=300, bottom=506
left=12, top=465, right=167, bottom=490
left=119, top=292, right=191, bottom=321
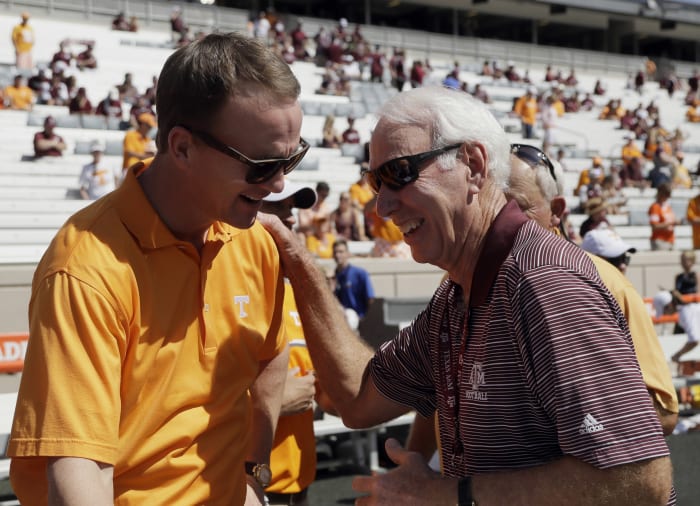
left=9, top=160, right=287, bottom=505
left=268, top=281, right=317, bottom=494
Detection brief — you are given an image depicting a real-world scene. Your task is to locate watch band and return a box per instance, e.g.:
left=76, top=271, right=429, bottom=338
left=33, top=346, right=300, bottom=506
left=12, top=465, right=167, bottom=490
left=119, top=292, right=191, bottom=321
left=457, top=476, right=475, bottom=506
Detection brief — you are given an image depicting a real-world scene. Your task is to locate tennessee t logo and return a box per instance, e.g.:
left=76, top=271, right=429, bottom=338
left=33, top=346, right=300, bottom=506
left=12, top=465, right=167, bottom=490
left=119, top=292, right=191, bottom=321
left=234, top=295, right=250, bottom=318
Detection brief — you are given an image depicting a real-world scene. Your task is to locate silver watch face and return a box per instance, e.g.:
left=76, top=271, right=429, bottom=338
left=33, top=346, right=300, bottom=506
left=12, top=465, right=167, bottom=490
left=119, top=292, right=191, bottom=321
left=256, top=464, right=272, bottom=487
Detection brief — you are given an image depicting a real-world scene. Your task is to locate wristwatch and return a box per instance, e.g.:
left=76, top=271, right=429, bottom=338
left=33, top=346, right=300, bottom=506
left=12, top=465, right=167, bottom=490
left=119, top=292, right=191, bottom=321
left=245, top=461, right=272, bottom=488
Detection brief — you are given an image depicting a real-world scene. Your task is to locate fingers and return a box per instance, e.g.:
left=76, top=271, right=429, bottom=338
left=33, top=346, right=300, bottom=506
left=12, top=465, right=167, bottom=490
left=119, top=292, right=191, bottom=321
left=352, top=474, right=374, bottom=494
left=383, top=438, right=409, bottom=466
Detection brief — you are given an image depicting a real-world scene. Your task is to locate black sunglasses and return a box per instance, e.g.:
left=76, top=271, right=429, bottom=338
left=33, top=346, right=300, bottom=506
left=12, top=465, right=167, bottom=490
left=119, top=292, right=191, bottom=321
left=361, top=143, right=462, bottom=193
left=511, top=144, right=557, bottom=183
left=606, top=253, right=631, bottom=268
left=180, top=125, right=310, bottom=184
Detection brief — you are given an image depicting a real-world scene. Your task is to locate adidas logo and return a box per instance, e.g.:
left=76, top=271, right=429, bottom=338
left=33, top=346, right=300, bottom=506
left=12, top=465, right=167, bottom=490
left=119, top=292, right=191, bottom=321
left=578, top=413, right=604, bottom=435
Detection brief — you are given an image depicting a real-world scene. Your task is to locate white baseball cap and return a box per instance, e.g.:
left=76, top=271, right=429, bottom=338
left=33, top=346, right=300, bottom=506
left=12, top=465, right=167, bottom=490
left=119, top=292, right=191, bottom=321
left=263, top=180, right=317, bottom=209
left=89, top=140, right=105, bottom=153
left=580, top=228, right=636, bottom=259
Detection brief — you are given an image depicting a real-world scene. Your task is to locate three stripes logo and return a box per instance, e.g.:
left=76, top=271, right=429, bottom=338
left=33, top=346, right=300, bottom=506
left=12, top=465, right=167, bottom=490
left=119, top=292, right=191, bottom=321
left=578, top=413, right=604, bottom=434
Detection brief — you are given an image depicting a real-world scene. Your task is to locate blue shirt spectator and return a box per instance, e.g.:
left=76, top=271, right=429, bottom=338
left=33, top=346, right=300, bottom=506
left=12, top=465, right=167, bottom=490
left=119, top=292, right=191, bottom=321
left=333, top=239, right=374, bottom=317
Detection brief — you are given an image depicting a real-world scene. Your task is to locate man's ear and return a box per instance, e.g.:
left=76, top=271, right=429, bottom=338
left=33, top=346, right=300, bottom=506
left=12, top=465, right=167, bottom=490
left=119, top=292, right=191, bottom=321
left=462, top=142, right=488, bottom=192
left=550, top=196, right=567, bottom=227
left=168, top=126, right=193, bottom=167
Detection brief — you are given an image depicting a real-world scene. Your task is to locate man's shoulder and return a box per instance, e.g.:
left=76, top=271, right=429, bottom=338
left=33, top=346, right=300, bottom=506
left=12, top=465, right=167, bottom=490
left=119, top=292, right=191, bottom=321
left=510, top=221, right=592, bottom=274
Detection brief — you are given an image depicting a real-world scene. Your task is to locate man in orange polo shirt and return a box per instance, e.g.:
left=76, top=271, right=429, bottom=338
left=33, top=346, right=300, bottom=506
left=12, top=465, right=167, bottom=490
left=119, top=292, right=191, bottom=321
left=9, top=32, right=311, bottom=505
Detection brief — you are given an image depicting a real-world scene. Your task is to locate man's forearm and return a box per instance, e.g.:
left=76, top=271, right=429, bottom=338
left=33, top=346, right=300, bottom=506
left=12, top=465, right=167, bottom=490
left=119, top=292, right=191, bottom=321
left=472, top=455, right=672, bottom=506
left=282, top=249, right=375, bottom=415
left=247, top=347, right=289, bottom=464
left=47, top=457, right=113, bottom=506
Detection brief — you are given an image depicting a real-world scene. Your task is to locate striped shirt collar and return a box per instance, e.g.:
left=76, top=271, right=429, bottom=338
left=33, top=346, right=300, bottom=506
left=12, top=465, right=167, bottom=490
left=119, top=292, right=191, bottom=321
left=470, top=199, right=529, bottom=308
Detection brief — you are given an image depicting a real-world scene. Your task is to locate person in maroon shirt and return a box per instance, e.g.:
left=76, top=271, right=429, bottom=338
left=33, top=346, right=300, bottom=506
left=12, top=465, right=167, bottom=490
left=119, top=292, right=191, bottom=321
left=68, top=87, right=93, bottom=115
left=33, top=116, right=66, bottom=157
left=259, top=87, right=674, bottom=505
left=341, top=116, right=360, bottom=144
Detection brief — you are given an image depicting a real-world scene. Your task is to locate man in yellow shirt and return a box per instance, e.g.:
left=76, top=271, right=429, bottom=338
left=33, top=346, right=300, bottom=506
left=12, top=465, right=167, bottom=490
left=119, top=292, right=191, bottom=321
left=9, top=32, right=311, bottom=505
left=512, top=86, right=538, bottom=139
left=261, top=181, right=334, bottom=506
left=11, top=12, right=34, bottom=70
left=3, top=74, right=34, bottom=110
left=122, top=112, right=157, bottom=169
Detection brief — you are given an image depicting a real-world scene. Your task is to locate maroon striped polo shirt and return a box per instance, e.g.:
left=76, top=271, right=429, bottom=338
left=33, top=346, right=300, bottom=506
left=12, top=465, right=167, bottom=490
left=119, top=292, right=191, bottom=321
left=369, top=201, right=672, bottom=499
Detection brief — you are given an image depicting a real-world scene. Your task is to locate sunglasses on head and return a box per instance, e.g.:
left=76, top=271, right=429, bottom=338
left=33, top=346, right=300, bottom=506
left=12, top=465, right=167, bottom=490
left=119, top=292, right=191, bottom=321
left=511, top=144, right=557, bottom=183
left=361, top=143, right=463, bottom=193
left=179, top=125, right=310, bottom=184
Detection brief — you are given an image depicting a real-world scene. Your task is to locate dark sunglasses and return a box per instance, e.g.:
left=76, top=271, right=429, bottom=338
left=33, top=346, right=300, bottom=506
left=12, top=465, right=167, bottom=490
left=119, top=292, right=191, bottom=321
left=361, top=143, right=462, bottom=193
left=511, top=144, right=557, bottom=183
left=606, top=253, right=631, bottom=268
left=179, top=125, right=310, bottom=184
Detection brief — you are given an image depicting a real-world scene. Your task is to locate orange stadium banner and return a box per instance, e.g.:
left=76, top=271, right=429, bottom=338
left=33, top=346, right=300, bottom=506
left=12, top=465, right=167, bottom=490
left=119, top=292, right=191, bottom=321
left=0, top=333, right=28, bottom=373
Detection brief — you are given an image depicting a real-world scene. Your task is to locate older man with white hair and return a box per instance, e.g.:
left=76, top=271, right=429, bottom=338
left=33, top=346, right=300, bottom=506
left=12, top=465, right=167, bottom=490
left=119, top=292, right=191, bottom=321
left=261, top=87, right=674, bottom=505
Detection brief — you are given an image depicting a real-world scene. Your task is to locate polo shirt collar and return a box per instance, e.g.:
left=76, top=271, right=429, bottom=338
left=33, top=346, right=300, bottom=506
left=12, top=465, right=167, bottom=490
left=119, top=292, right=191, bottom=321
left=114, top=160, right=239, bottom=251
left=470, top=199, right=529, bottom=308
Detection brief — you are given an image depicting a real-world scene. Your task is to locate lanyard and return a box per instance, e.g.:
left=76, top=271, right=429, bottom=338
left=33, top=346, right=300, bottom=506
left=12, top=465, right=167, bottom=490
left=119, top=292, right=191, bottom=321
left=437, top=285, right=469, bottom=459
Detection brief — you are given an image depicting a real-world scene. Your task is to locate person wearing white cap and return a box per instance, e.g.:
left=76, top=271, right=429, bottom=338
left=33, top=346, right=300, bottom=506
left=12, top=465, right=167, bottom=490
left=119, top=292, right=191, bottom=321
left=260, top=182, right=335, bottom=506
left=580, top=228, right=636, bottom=274
left=653, top=289, right=700, bottom=371
left=78, top=140, right=121, bottom=200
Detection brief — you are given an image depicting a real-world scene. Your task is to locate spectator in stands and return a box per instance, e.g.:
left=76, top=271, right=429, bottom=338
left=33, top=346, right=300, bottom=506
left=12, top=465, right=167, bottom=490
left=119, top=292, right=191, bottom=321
left=76, top=43, right=97, bottom=70
left=11, top=12, right=34, bottom=70
left=260, top=182, right=334, bottom=506
left=686, top=191, right=700, bottom=250
left=112, top=11, right=130, bottom=31
left=3, top=74, right=34, bottom=110
left=579, top=196, right=611, bottom=238
left=258, top=87, right=674, bottom=504
left=95, top=88, right=123, bottom=120
left=331, top=192, right=367, bottom=242
left=471, top=83, right=490, bottom=104
left=9, top=32, right=301, bottom=506
left=649, top=182, right=679, bottom=250
left=305, top=215, right=336, bottom=259
left=321, top=115, right=342, bottom=149
left=290, top=19, right=308, bottom=61
left=117, top=72, right=139, bottom=105
left=332, top=238, right=374, bottom=319
left=368, top=44, right=385, bottom=83
left=634, top=69, right=645, bottom=94
left=647, top=148, right=673, bottom=188
left=441, top=69, right=461, bottom=90
left=170, top=6, right=188, bottom=43
left=128, top=16, right=139, bottom=32
left=122, top=112, right=156, bottom=170
left=128, top=96, right=156, bottom=129
left=50, top=40, right=73, bottom=74
left=540, top=95, right=558, bottom=157
left=675, top=250, right=697, bottom=295
left=297, top=181, right=331, bottom=239
left=33, top=116, right=66, bottom=158
left=367, top=205, right=411, bottom=258
left=513, top=86, right=538, bottom=139
left=599, top=175, right=627, bottom=214
left=79, top=140, right=121, bottom=200
left=580, top=228, right=636, bottom=275
left=671, top=151, right=691, bottom=189
left=653, top=290, right=699, bottom=371
left=68, top=86, right=93, bottom=115
left=574, top=156, right=605, bottom=203
left=409, top=59, right=425, bottom=88
left=686, top=99, right=700, bottom=123
left=593, top=79, right=606, bottom=95
left=341, top=115, right=361, bottom=144
left=389, top=48, right=407, bottom=92
left=48, top=73, right=69, bottom=106
left=350, top=165, right=374, bottom=210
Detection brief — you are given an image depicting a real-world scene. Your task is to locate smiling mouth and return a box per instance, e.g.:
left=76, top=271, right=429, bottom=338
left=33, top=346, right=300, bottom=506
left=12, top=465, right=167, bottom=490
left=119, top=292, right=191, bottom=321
left=398, top=219, right=423, bottom=236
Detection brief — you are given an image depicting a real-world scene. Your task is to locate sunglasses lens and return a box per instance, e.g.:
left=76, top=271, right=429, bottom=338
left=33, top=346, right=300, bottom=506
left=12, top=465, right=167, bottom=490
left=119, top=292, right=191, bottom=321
left=245, top=143, right=308, bottom=183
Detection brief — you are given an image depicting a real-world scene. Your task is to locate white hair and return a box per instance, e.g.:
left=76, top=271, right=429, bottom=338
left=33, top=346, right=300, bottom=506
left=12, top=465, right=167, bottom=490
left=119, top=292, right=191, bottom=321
left=375, top=86, right=511, bottom=190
